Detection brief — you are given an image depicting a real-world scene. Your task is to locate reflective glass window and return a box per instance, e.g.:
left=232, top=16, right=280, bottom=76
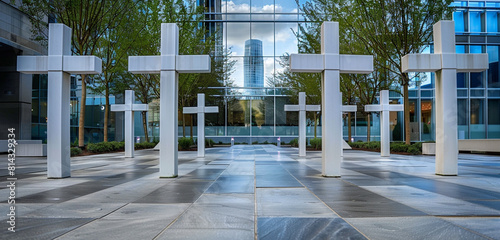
left=454, top=10, right=467, bottom=32
left=226, top=23, right=250, bottom=56
left=487, top=11, right=499, bottom=32
left=251, top=23, right=274, bottom=56
left=470, top=11, right=485, bottom=33
left=228, top=98, right=250, bottom=136
left=470, top=99, right=486, bottom=139
left=275, top=23, right=298, bottom=56
left=488, top=99, right=500, bottom=138
left=458, top=99, right=468, bottom=139
left=487, top=46, right=500, bottom=88
left=421, top=99, right=434, bottom=141
left=471, top=72, right=485, bottom=88
left=252, top=97, right=274, bottom=136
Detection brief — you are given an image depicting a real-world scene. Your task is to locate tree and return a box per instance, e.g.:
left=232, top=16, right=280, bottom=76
left=20, top=0, right=135, bottom=147
left=301, top=0, right=453, bottom=144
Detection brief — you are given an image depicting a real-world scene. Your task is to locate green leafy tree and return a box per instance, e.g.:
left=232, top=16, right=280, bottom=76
left=301, top=0, right=453, bottom=144
left=19, top=0, right=135, bottom=147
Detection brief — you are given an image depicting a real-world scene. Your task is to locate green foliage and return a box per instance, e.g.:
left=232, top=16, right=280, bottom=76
left=179, top=137, right=194, bottom=150
left=310, top=138, right=322, bottom=150
left=289, top=138, right=299, bottom=147
left=87, top=141, right=125, bottom=153
left=252, top=141, right=259, bottom=144
left=348, top=141, right=422, bottom=155
left=205, top=138, right=215, bottom=148
left=71, top=139, right=79, bottom=147
left=70, top=147, right=82, bottom=156
left=263, top=141, right=269, bottom=144
left=135, top=142, right=156, bottom=149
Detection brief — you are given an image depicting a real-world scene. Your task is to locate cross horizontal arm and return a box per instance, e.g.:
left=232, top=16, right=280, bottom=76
left=132, top=104, right=148, bottom=112
left=290, top=54, right=323, bottom=73
left=183, top=107, right=198, bottom=114
left=339, top=55, right=373, bottom=74
left=111, top=104, right=130, bottom=112
left=63, top=56, right=102, bottom=74
left=386, top=105, right=404, bottom=112
left=284, top=105, right=300, bottom=112
left=456, top=54, right=489, bottom=72
left=129, top=56, right=161, bottom=74
left=176, top=55, right=211, bottom=73
left=204, top=106, right=219, bottom=113
left=305, top=105, right=321, bottom=111
left=364, top=105, right=382, bottom=112
left=342, top=105, right=357, bottom=112
left=401, top=54, right=441, bottom=73
left=17, top=56, right=48, bottom=74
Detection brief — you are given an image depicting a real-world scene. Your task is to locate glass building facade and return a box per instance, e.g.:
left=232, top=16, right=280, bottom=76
left=25, top=0, right=500, bottom=144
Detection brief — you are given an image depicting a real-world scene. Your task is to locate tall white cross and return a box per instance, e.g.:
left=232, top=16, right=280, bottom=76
left=182, top=93, right=219, bottom=158
left=284, top=92, right=320, bottom=157
left=340, top=92, right=357, bottom=157
left=111, top=90, right=148, bottom=158
left=17, top=24, right=102, bottom=178
left=364, top=90, right=404, bottom=157
left=128, top=23, right=210, bottom=178
left=402, top=20, right=488, bottom=175
left=290, top=21, right=373, bottom=177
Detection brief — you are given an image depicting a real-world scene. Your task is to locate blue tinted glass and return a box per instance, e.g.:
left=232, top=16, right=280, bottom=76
left=487, top=46, right=500, bottom=88
left=470, top=11, right=484, bottom=33
left=454, top=11, right=465, bottom=32
left=470, top=45, right=483, bottom=53
left=456, top=45, right=466, bottom=53
left=471, top=72, right=484, bottom=88
left=469, top=1, right=485, bottom=7
left=451, top=1, right=467, bottom=7
left=457, top=73, right=467, bottom=88
left=487, top=12, right=499, bottom=32
left=486, top=2, right=500, bottom=7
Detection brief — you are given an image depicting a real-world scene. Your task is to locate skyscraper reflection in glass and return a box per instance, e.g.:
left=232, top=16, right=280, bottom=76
left=244, top=39, right=264, bottom=89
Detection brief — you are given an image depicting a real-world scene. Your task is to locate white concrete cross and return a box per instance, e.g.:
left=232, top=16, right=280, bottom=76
left=340, top=92, right=357, bottom=157
left=111, top=90, right=148, bottom=158
left=182, top=93, right=219, bottom=158
left=284, top=92, right=320, bottom=157
left=402, top=20, right=488, bottom=175
left=290, top=21, right=373, bottom=177
left=364, top=90, right=404, bottom=157
left=17, top=23, right=102, bottom=178
left=128, top=23, right=210, bottom=178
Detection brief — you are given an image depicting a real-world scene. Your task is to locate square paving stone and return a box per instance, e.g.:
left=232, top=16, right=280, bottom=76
left=0, top=218, right=94, bottom=240
left=258, top=217, right=366, bottom=240
left=345, top=217, right=486, bottom=240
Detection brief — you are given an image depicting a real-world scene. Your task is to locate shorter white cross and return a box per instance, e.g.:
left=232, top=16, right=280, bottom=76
left=364, top=90, right=403, bottom=157
left=183, top=94, right=219, bottom=158
left=111, top=90, right=148, bottom=158
left=284, top=92, right=320, bottom=157
left=17, top=23, right=102, bottom=178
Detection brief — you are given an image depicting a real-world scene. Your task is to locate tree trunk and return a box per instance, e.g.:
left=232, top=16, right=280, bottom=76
left=367, top=113, right=371, bottom=142
left=78, top=75, right=87, bottom=147
left=403, top=82, right=410, bottom=145
left=104, top=83, right=109, bottom=142
left=348, top=112, right=352, bottom=142
left=142, top=111, right=149, bottom=142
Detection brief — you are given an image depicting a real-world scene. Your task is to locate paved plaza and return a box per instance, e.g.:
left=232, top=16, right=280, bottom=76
left=1, top=145, right=500, bottom=240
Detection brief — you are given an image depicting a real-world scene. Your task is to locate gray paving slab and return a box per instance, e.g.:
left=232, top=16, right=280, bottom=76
left=256, top=188, right=337, bottom=218
left=1, top=146, right=500, bottom=239
left=258, top=217, right=367, bottom=240
left=346, top=216, right=487, bottom=240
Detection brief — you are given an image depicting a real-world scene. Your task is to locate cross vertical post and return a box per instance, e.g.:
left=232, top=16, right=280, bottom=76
left=17, top=23, right=102, bottom=178
left=402, top=20, right=488, bottom=175
left=340, top=93, right=357, bottom=157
